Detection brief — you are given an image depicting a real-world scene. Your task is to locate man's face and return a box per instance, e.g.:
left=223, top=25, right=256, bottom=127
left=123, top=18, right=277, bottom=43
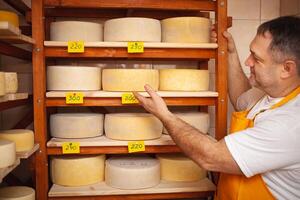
left=245, top=32, right=282, bottom=89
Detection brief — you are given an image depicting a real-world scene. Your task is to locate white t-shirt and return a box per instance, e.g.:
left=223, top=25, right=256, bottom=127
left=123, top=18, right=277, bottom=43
left=225, top=88, right=300, bottom=200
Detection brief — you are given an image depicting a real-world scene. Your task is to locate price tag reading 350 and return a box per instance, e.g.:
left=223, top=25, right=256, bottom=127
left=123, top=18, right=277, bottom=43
left=68, top=41, right=84, bottom=53
left=128, top=141, right=145, bottom=153
left=66, top=92, right=84, bottom=104
left=127, top=42, right=144, bottom=53
left=62, top=142, right=80, bottom=154
left=122, top=93, right=139, bottom=104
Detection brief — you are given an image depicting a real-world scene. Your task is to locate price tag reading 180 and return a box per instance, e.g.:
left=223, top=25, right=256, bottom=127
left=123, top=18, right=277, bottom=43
left=127, top=42, right=144, bottom=53
left=66, top=92, right=84, bottom=104
left=68, top=41, right=84, bottom=53
left=128, top=141, right=145, bottom=153
left=62, top=142, right=80, bottom=154
left=122, top=93, right=139, bottom=104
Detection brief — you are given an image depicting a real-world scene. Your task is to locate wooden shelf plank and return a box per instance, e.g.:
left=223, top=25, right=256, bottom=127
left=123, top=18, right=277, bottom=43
left=0, top=41, right=32, bottom=60
left=44, top=0, right=216, bottom=11
left=0, top=94, right=31, bottom=111
left=3, top=0, right=31, bottom=16
left=48, top=179, right=215, bottom=198
left=0, top=159, right=20, bottom=183
left=17, top=143, right=40, bottom=159
left=0, top=22, right=35, bottom=44
left=47, top=135, right=181, bottom=155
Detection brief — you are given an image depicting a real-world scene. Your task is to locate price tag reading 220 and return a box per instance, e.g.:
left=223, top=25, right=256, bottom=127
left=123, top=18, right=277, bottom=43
left=68, top=41, right=84, bottom=53
left=128, top=141, right=145, bottom=153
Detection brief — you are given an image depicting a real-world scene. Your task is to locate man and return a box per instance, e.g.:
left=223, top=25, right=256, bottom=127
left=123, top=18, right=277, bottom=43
left=134, top=16, right=300, bottom=200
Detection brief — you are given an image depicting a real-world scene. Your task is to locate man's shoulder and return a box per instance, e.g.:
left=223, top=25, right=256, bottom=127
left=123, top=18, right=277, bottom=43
left=236, top=87, right=265, bottom=111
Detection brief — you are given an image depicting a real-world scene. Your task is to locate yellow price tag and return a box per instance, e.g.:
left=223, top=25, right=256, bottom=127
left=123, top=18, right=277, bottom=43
left=68, top=41, right=84, bottom=53
left=127, top=42, right=144, bottom=53
left=62, top=142, right=80, bottom=154
left=128, top=141, right=145, bottom=153
left=66, top=92, right=84, bottom=104
left=122, top=93, right=139, bottom=104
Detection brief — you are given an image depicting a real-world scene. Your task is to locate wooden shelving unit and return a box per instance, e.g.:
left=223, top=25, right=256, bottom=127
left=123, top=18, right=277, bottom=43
left=32, top=0, right=228, bottom=199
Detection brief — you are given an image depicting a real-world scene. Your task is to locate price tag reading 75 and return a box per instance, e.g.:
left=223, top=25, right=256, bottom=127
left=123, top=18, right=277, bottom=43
left=127, top=42, right=144, bottom=53
left=62, top=142, right=80, bottom=154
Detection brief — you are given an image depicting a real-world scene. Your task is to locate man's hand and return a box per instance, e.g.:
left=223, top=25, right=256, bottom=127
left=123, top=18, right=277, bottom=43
left=133, top=84, right=173, bottom=121
left=211, top=25, right=237, bottom=54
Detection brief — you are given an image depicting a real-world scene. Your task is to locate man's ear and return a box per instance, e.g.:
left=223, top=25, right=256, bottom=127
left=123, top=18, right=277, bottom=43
left=281, top=60, right=297, bottom=79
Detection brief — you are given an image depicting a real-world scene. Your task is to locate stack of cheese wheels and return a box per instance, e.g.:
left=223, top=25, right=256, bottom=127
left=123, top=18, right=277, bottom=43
left=104, top=17, right=161, bottom=42
left=0, top=186, right=35, bottom=200
left=51, top=155, right=105, bottom=186
left=105, top=155, right=160, bottom=189
left=163, top=112, right=210, bottom=134
left=0, top=72, right=5, bottom=96
left=157, top=153, right=207, bottom=181
left=50, top=113, right=104, bottom=138
left=0, top=129, right=34, bottom=152
left=0, top=10, right=19, bottom=27
left=159, top=69, right=209, bottom=91
left=4, top=72, right=18, bottom=94
left=105, top=113, right=163, bottom=140
left=50, top=21, right=103, bottom=42
left=161, top=17, right=210, bottom=43
left=102, top=69, right=159, bottom=91
left=47, top=66, right=101, bottom=91
left=0, top=140, right=16, bottom=168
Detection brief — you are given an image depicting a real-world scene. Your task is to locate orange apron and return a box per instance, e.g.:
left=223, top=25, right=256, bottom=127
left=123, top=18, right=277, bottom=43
left=215, top=86, right=300, bottom=200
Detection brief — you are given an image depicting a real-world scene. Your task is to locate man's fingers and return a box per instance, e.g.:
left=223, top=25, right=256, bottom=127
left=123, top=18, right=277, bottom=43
left=144, top=84, right=159, bottom=100
left=223, top=31, right=233, bottom=41
left=133, top=91, right=146, bottom=104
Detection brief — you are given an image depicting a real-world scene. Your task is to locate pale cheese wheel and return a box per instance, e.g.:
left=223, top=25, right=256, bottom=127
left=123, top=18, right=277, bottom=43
left=0, top=72, right=5, bottom=96
left=51, top=155, right=105, bottom=186
left=163, top=112, right=210, bottom=134
left=102, top=69, right=159, bottom=91
left=161, top=17, right=210, bottom=43
left=157, top=153, right=207, bottom=182
left=104, top=17, right=161, bottom=42
left=105, top=113, right=163, bottom=140
left=159, top=69, right=209, bottom=91
left=50, top=113, right=104, bottom=138
left=50, top=21, right=103, bottom=42
left=47, top=66, right=101, bottom=91
left=0, top=186, right=35, bottom=200
left=0, top=140, right=16, bottom=168
left=0, top=10, right=19, bottom=27
left=0, top=129, right=34, bottom=152
left=105, top=155, right=160, bottom=189
left=4, top=72, right=18, bottom=94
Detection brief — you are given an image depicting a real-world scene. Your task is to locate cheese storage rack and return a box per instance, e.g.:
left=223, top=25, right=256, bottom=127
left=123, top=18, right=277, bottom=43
left=31, top=0, right=228, bottom=199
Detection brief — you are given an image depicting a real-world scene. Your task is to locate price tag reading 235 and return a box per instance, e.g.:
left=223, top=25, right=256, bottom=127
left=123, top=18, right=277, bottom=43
left=62, top=142, right=80, bottom=154
left=128, top=141, right=145, bottom=153
left=127, top=42, right=144, bottom=53
left=68, top=41, right=84, bottom=53
left=66, top=92, right=84, bottom=104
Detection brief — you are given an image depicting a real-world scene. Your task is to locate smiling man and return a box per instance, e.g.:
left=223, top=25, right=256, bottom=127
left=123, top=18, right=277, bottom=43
left=134, top=16, right=300, bottom=200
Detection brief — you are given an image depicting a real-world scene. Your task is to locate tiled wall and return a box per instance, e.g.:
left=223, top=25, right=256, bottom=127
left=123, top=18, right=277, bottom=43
left=280, top=0, right=300, bottom=16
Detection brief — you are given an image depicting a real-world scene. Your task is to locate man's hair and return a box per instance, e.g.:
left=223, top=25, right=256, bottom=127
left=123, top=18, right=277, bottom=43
left=257, top=16, right=300, bottom=76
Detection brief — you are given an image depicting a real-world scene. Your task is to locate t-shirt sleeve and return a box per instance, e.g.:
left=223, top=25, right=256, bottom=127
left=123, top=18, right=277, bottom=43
left=236, top=87, right=265, bottom=111
left=224, top=109, right=300, bottom=177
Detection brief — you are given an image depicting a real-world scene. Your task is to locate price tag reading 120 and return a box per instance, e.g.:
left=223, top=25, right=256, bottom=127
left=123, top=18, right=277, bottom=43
left=128, top=141, right=145, bottom=153
left=62, top=142, right=80, bottom=154
left=127, top=42, right=144, bottom=53
left=68, top=41, right=84, bottom=53
left=66, top=92, right=84, bottom=104
left=122, top=93, right=139, bottom=104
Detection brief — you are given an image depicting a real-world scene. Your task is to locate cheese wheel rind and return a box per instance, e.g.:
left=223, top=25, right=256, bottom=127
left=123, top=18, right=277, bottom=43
left=105, top=155, right=160, bottom=189
left=104, top=17, right=161, bottom=42
left=0, top=10, right=19, bottom=27
left=0, top=140, right=16, bottom=168
left=50, top=21, right=103, bottom=42
left=0, top=129, right=34, bottom=152
left=51, top=155, right=105, bottom=186
left=50, top=113, right=104, bottom=138
left=47, top=66, right=101, bottom=91
left=0, top=186, right=35, bottom=200
left=104, top=113, right=163, bottom=140
left=102, top=69, right=159, bottom=91
left=4, top=72, right=18, bottom=94
left=0, top=72, right=5, bottom=96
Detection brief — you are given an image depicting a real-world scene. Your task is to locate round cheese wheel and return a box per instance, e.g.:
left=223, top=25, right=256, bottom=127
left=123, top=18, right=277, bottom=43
left=47, top=66, right=101, bottom=91
left=0, top=72, right=5, bottom=96
left=104, top=17, right=161, bottom=42
left=50, top=113, right=104, bottom=138
left=105, top=155, right=160, bottom=189
left=0, top=186, right=35, bottom=200
left=159, top=69, right=209, bottom=91
left=0, top=140, right=16, bottom=168
left=50, top=21, right=103, bottom=42
left=51, top=155, right=105, bottom=186
left=157, top=153, right=207, bottom=182
left=4, top=72, right=18, bottom=94
left=163, top=112, right=210, bottom=134
left=161, top=17, right=210, bottom=43
left=102, top=69, right=159, bottom=91
left=0, top=10, right=19, bottom=27
left=0, top=129, right=34, bottom=152
left=105, top=113, right=163, bottom=140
